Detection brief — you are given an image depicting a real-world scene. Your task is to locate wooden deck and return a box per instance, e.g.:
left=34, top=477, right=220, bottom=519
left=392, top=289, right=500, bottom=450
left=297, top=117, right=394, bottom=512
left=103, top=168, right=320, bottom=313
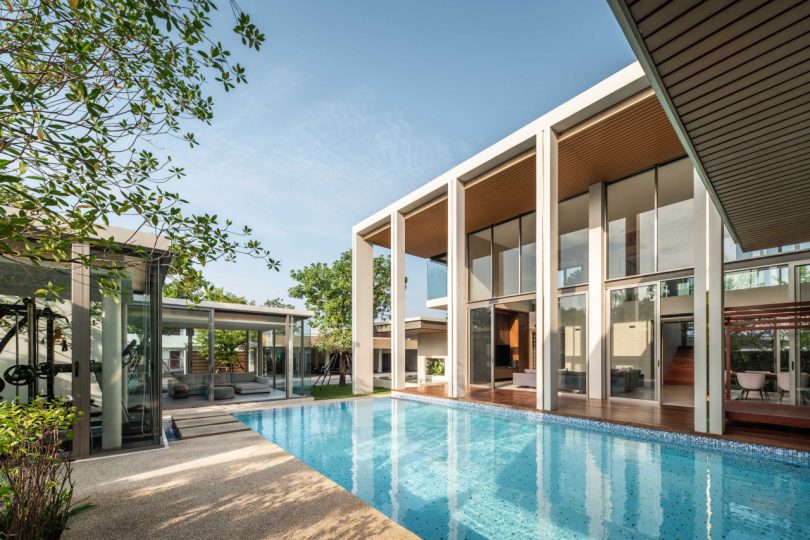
left=398, top=384, right=810, bottom=453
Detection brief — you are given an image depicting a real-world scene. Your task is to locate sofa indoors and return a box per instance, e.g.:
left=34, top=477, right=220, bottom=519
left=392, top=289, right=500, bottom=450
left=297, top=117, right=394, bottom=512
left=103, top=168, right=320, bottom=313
left=513, top=369, right=536, bottom=387
left=213, top=372, right=272, bottom=395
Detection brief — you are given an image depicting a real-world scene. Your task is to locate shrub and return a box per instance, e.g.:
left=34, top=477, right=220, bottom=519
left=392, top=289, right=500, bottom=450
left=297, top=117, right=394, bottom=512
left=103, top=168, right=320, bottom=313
left=427, top=358, right=445, bottom=376
left=0, top=399, right=92, bottom=539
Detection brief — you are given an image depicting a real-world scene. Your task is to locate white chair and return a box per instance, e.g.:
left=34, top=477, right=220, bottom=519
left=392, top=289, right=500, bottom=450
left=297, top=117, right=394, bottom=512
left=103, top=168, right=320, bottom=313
left=777, top=372, right=790, bottom=401
left=736, top=372, right=768, bottom=401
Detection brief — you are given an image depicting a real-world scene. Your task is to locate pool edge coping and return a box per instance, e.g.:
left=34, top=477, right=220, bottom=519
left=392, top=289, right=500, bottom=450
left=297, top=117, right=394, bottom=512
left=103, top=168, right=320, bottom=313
left=392, top=391, right=810, bottom=467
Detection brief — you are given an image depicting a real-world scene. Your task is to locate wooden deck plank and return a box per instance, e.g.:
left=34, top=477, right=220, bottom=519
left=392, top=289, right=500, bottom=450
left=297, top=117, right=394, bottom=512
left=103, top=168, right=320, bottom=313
left=399, top=384, right=810, bottom=453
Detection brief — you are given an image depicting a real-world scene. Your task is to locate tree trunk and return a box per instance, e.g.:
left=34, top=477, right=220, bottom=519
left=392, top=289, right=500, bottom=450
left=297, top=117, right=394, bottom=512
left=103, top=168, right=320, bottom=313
left=339, top=352, right=346, bottom=385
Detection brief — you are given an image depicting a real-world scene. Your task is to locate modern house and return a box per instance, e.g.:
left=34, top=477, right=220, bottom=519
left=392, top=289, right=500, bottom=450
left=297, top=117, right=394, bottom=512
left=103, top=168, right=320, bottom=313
left=351, top=0, right=810, bottom=440
left=372, top=317, right=448, bottom=387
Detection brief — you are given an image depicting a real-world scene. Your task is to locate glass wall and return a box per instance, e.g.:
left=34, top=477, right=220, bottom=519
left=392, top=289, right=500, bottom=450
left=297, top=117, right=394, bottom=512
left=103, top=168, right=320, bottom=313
left=725, top=266, right=789, bottom=290
left=469, top=229, right=492, bottom=301
left=520, top=213, right=536, bottom=293
left=725, top=265, right=789, bottom=380
left=0, top=258, right=73, bottom=404
left=609, top=284, right=656, bottom=400
left=657, top=159, right=694, bottom=271
left=290, top=317, right=312, bottom=397
left=558, top=195, right=588, bottom=287
left=89, top=262, right=160, bottom=453
left=292, top=318, right=304, bottom=396
left=272, top=327, right=286, bottom=392
left=607, top=170, right=656, bottom=278
left=797, top=265, right=810, bottom=406
left=607, top=158, right=695, bottom=278
left=723, top=227, right=809, bottom=262
left=493, top=220, right=520, bottom=297
left=558, top=294, right=586, bottom=394
left=426, top=256, right=448, bottom=300
left=470, top=307, right=492, bottom=385
left=468, top=212, right=537, bottom=301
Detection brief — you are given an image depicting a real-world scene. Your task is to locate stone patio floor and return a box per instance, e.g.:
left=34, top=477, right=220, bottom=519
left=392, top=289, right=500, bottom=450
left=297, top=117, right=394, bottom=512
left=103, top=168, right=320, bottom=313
left=65, top=399, right=415, bottom=540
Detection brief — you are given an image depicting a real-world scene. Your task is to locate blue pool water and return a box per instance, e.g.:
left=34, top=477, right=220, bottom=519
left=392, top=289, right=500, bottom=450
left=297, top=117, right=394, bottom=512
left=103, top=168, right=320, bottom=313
left=234, top=398, right=810, bottom=539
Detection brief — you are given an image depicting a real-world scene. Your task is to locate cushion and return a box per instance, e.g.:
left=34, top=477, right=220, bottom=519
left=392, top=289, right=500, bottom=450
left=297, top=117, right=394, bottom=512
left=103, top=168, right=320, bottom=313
left=232, top=382, right=271, bottom=394
left=230, top=372, right=256, bottom=383
left=213, top=386, right=235, bottom=400
left=213, top=372, right=232, bottom=386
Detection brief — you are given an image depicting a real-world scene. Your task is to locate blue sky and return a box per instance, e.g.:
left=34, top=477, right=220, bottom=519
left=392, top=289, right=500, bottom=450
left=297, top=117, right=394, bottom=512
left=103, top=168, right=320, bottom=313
left=152, top=0, right=635, bottom=316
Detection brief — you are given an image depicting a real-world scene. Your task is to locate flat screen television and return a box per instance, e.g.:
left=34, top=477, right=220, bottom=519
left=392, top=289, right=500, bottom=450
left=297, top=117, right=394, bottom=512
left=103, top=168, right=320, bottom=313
left=494, top=344, right=511, bottom=367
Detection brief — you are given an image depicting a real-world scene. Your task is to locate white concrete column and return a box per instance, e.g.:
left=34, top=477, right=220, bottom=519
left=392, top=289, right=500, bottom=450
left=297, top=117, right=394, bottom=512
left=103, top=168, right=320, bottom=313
left=587, top=183, right=605, bottom=400
left=207, top=310, right=215, bottom=401
left=693, top=173, right=708, bottom=432
left=101, top=290, right=122, bottom=450
left=352, top=232, right=375, bottom=394
left=375, top=347, right=383, bottom=373
left=537, top=128, right=560, bottom=410
left=707, top=195, right=725, bottom=435
left=286, top=315, right=295, bottom=397
left=448, top=178, right=467, bottom=398
left=257, top=331, right=264, bottom=376
left=417, top=354, right=426, bottom=385
left=391, top=211, right=407, bottom=390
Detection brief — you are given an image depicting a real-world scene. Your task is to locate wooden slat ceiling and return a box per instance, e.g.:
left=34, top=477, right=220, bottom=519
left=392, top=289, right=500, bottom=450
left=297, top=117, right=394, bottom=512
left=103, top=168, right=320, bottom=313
left=365, top=152, right=536, bottom=258
left=363, top=196, right=448, bottom=258
left=558, top=91, right=685, bottom=196
left=615, top=0, right=810, bottom=251
left=364, top=93, right=686, bottom=258
left=465, top=151, right=536, bottom=233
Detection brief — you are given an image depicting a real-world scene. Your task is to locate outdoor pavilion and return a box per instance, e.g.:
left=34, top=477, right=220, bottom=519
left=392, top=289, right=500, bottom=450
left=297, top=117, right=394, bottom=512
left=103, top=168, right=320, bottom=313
left=160, top=298, right=313, bottom=409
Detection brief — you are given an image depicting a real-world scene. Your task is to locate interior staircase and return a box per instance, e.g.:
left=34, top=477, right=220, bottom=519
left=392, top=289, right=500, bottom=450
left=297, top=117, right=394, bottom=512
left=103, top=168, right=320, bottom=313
left=663, top=346, right=694, bottom=386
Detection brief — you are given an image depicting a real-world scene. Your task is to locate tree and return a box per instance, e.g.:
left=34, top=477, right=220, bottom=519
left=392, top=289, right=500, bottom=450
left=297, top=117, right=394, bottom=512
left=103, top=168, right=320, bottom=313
left=263, top=297, right=295, bottom=309
left=0, top=0, right=276, bottom=299
left=164, top=280, right=250, bottom=372
left=289, top=250, right=398, bottom=386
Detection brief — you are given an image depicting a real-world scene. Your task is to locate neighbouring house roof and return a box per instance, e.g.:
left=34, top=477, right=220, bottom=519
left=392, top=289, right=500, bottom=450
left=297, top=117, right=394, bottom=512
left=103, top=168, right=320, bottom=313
left=374, top=317, right=447, bottom=337
left=161, top=297, right=312, bottom=331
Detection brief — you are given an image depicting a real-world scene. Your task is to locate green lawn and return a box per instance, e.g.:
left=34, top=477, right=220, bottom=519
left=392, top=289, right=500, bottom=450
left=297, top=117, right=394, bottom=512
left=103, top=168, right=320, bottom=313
left=310, top=384, right=390, bottom=401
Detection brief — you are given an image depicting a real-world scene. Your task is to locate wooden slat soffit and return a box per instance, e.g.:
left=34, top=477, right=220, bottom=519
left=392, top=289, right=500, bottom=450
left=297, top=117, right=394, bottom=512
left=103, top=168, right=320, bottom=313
left=364, top=90, right=685, bottom=257
left=614, top=0, right=810, bottom=250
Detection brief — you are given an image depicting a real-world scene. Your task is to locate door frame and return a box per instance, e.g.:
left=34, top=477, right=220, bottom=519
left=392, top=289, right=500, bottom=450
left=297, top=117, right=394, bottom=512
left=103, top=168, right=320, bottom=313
left=558, top=290, right=589, bottom=397
left=658, top=315, right=694, bottom=406
left=605, top=282, right=660, bottom=403
left=789, top=260, right=810, bottom=405
left=467, top=305, right=494, bottom=388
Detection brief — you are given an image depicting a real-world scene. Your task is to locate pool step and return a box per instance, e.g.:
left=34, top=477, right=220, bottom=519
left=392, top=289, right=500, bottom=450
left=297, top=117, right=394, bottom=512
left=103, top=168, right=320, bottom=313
left=171, top=413, right=250, bottom=440
left=174, top=415, right=236, bottom=429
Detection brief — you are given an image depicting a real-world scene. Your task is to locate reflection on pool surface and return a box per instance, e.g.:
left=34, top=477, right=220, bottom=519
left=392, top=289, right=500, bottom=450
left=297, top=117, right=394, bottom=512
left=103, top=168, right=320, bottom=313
left=234, top=397, right=810, bottom=539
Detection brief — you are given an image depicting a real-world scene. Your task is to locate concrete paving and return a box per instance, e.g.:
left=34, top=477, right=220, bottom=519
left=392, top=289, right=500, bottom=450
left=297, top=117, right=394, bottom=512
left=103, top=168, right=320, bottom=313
left=66, top=425, right=415, bottom=540
left=173, top=415, right=237, bottom=429
left=177, top=422, right=250, bottom=439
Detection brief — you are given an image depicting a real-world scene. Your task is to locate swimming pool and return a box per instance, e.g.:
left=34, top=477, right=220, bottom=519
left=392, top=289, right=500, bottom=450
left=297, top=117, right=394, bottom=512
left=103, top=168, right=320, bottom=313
left=234, top=397, right=810, bottom=539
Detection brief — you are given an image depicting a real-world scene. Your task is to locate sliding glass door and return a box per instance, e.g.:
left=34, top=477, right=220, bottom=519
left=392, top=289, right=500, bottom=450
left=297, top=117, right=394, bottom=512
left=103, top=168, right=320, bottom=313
left=469, top=307, right=492, bottom=386
left=559, top=294, right=587, bottom=394
left=609, top=284, right=657, bottom=401
left=795, top=265, right=810, bottom=406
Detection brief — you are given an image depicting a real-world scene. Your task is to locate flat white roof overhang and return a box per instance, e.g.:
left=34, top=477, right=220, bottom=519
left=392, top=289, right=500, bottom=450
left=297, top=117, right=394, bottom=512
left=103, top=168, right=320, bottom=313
left=355, top=62, right=692, bottom=259
left=161, top=298, right=312, bottom=331
left=609, top=0, right=810, bottom=251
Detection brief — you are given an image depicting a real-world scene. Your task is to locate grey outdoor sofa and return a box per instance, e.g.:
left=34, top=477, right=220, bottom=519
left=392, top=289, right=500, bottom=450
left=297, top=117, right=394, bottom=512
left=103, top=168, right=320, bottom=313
left=213, top=372, right=272, bottom=395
